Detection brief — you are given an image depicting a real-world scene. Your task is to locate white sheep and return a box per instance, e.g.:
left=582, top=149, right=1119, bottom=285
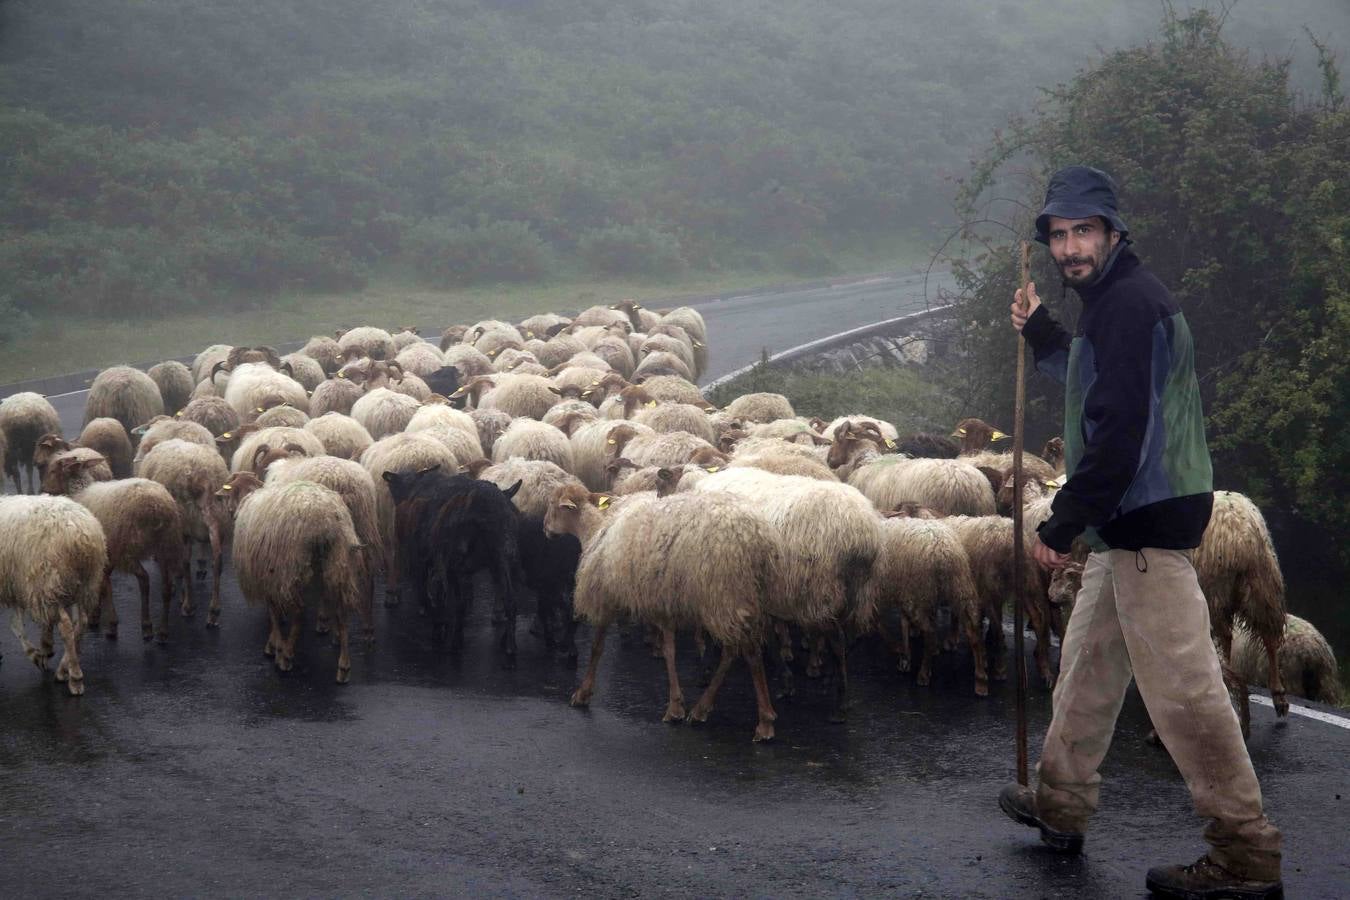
left=191, top=344, right=233, bottom=383
left=299, top=335, right=344, bottom=374
left=478, top=374, right=562, bottom=420
left=227, top=477, right=364, bottom=682
left=351, top=388, right=422, bottom=440
left=469, top=408, right=513, bottom=458
left=0, top=494, right=107, bottom=694
left=85, top=365, right=165, bottom=435
left=304, top=412, right=374, bottom=461
left=43, top=454, right=185, bottom=644
left=406, top=404, right=481, bottom=450
left=569, top=419, right=655, bottom=492
left=222, top=362, right=309, bottom=424
left=279, top=353, right=327, bottom=392
left=479, top=458, right=584, bottom=520
left=309, top=376, right=364, bottom=417
left=632, top=350, right=693, bottom=382
left=148, top=360, right=194, bottom=416
left=632, top=402, right=717, bottom=445
left=132, top=417, right=216, bottom=468
left=395, top=342, right=447, bottom=378
left=491, top=419, right=575, bottom=472
left=337, top=326, right=397, bottom=362
left=136, top=439, right=232, bottom=626
left=253, top=405, right=310, bottom=429
left=229, top=426, right=325, bottom=473
left=1231, top=614, right=1340, bottom=705
left=724, top=392, right=795, bottom=424
left=545, top=484, right=782, bottom=741
left=441, top=344, right=495, bottom=379
left=79, top=417, right=136, bottom=479
left=0, top=392, right=63, bottom=493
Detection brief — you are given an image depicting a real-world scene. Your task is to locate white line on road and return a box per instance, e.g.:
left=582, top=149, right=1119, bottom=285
left=1249, top=695, right=1350, bottom=730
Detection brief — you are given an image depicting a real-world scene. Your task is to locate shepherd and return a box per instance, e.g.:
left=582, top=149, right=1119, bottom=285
left=998, top=165, right=1283, bottom=899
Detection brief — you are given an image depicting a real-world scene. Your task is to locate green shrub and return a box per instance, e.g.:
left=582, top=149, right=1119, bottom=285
left=404, top=219, right=556, bottom=286
left=0, top=294, right=33, bottom=346
left=577, top=223, right=686, bottom=278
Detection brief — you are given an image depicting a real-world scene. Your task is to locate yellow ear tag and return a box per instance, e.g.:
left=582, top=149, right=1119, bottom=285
left=885, top=439, right=896, bottom=449
left=606, top=438, right=617, bottom=445
left=221, top=484, right=233, bottom=491
left=175, top=411, right=183, bottom=417
left=706, top=466, right=720, bottom=473
left=525, top=331, right=534, bottom=338
left=222, top=432, right=233, bottom=439
left=337, top=372, right=346, bottom=378
left=256, top=407, right=265, bottom=413
left=590, top=380, right=600, bottom=386
left=645, top=400, right=657, bottom=407
left=597, top=496, right=611, bottom=509
left=956, top=428, right=966, bottom=436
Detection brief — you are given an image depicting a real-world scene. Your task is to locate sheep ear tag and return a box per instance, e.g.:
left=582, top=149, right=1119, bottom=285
left=884, top=439, right=896, bottom=449
left=645, top=400, right=657, bottom=407
left=221, top=484, right=233, bottom=492
left=597, top=496, right=611, bottom=509
left=606, top=438, right=616, bottom=445
left=705, top=466, right=720, bottom=473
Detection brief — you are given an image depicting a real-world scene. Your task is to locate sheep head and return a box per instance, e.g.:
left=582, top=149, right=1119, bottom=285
left=603, top=457, right=638, bottom=490
left=951, top=417, right=1007, bottom=453
left=439, top=325, right=470, bottom=351
left=543, top=483, right=611, bottom=546
left=459, top=458, right=494, bottom=479
left=216, top=471, right=264, bottom=510
left=885, top=502, right=939, bottom=520
left=42, top=452, right=107, bottom=496
left=717, top=428, right=748, bottom=454
left=619, top=385, right=657, bottom=417
left=252, top=441, right=310, bottom=477
left=687, top=445, right=729, bottom=470
left=1041, top=436, right=1065, bottom=469
left=33, top=433, right=74, bottom=475
left=655, top=466, right=685, bottom=497
left=605, top=423, right=640, bottom=461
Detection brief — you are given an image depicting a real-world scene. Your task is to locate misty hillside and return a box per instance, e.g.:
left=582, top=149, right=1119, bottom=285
left=1, top=0, right=1346, bottom=321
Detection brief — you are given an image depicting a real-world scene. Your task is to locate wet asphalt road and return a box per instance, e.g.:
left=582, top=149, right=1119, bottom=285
left=3, top=274, right=1348, bottom=898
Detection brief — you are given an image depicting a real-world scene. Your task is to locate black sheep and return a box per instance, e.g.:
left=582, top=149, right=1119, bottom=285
left=383, top=466, right=524, bottom=668
left=516, top=516, right=582, bottom=659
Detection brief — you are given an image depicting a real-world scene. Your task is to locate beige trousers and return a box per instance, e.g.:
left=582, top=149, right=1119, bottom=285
left=1034, top=548, right=1282, bottom=881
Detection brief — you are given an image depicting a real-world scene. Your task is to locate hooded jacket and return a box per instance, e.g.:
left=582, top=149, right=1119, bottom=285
left=1022, top=246, right=1213, bottom=553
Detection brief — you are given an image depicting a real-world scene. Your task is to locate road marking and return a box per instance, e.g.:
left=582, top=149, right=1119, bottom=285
left=1249, top=695, right=1350, bottom=730
left=45, top=388, right=90, bottom=401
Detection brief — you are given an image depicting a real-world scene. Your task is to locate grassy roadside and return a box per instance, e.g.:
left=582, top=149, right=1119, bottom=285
left=1, top=237, right=931, bottom=385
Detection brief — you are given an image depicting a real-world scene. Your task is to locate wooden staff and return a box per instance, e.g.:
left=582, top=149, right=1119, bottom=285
left=1012, top=240, right=1032, bottom=786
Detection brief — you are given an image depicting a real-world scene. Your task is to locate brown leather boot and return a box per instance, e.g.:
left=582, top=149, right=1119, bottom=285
left=997, top=783, right=1084, bottom=854
left=1145, top=854, right=1283, bottom=899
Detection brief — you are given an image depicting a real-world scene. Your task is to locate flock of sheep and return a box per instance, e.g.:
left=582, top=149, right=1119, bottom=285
left=0, top=299, right=1341, bottom=743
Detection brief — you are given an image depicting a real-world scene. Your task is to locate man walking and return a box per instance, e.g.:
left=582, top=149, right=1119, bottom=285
left=998, top=165, right=1283, bottom=899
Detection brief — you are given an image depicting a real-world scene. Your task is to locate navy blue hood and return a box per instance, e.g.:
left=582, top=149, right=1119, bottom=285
left=1034, top=165, right=1129, bottom=244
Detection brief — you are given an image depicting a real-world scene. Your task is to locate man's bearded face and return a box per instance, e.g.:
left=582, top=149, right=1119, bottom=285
left=1047, top=216, right=1120, bottom=287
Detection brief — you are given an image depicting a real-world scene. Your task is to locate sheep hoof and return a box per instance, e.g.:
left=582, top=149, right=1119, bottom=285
left=65, top=677, right=85, bottom=697
left=180, top=604, right=196, bottom=619
left=276, top=656, right=293, bottom=673
left=263, top=642, right=275, bottom=658
left=336, top=667, right=350, bottom=685
left=105, top=627, right=118, bottom=641
left=974, top=681, right=989, bottom=698
left=26, top=649, right=48, bottom=671
left=685, top=705, right=711, bottom=725
left=663, top=700, right=687, bottom=722
left=1272, top=695, right=1289, bottom=717
left=206, top=609, right=221, bottom=628
left=142, top=623, right=155, bottom=642
left=315, top=623, right=331, bottom=636
left=569, top=689, right=591, bottom=708
left=805, top=665, right=821, bottom=679
left=500, top=654, right=517, bottom=671
left=896, top=658, right=911, bottom=673
left=1144, top=728, right=1163, bottom=747
left=915, top=672, right=931, bottom=687
left=155, top=631, right=169, bottom=645
left=752, top=723, right=775, bottom=742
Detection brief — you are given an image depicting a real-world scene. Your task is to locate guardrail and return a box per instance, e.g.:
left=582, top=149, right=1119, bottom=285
left=700, top=303, right=952, bottom=397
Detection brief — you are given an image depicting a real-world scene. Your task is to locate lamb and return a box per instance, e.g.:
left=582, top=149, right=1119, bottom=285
left=305, top=412, right=374, bottom=461
left=309, top=376, right=364, bottom=417
left=78, top=417, right=135, bottom=479
left=866, top=514, right=989, bottom=695
left=607, top=463, right=694, bottom=497
left=359, top=432, right=459, bottom=605
left=490, top=418, right=575, bottom=472
left=569, top=419, right=654, bottom=491
left=33, top=436, right=114, bottom=485
left=223, top=475, right=364, bottom=682
left=693, top=468, right=881, bottom=719
left=478, top=458, right=585, bottom=520
left=337, top=326, right=397, bottom=361
left=148, top=361, right=194, bottom=416
left=395, top=342, right=447, bottom=378
left=266, top=454, right=383, bottom=642
left=0, top=392, right=63, bottom=493
left=42, top=454, right=185, bottom=644
left=299, top=335, right=344, bottom=374
left=725, top=393, right=795, bottom=424
left=351, top=388, right=422, bottom=440
left=253, top=405, right=310, bottom=429
left=1194, top=490, right=1290, bottom=716
left=84, top=366, right=165, bottom=435
left=222, top=362, right=309, bottom=424
left=1231, top=614, right=1341, bottom=705
left=515, top=513, right=582, bottom=658
left=0, top=494, right=106, bottom=695
left=382, top=468, right=523, bottom=666
left=136, top=439, right=231, bottom=625
left=545, top=484, right=781, bottom=740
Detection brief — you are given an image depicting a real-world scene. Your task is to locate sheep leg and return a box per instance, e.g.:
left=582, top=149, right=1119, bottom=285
left=570, top=623, right=608, bottom=707
left=660, top=628, right=686, bottom=722
left=335, top=614, right=352, bottom=685
left=276, top=613, right=303, bottom=672
left=361, top=564, right=377, bottom=645
left=646, top=625, right=663, bottom=659
left=896, top=615, right=913, bottom=673
left=560, top=591, right=579, bottom=663
left=315, top=610, right=331, bottom=635
left=493, top=563, right=517, bottom=670
left=916, top=626, right=937, bottom=687
left=771, top=623, right=796, bottom=701
left=179, top=540, right=196, bottom=618
left=134, top=562, right=154, bottom=642
left=264, top=608, right=283, bottom=658
left=827, top=624, right=849, bottom=723
left=987, top=601, right=1007, bottom=681
left=10, top=610, right=47, bottom=671
left=1026, top=597, right=1055, bottom=688
left=157, top=552, right=174, bottom=644
left=384, top=545, right=401, bottom=607
left=805, top=635, right=826, bottom=678
left=962, top=605, right=989, bottom=697
left=53, top=607, right=85, bottom=696
left=94, top=570, right=115, bottom=636
left=686, top=648, right=735, bottom=724
left=1263, top=633, right=1288, bottom=718
left=745, top=647, right=778, bottom=742
left=773, top=621, right=793, bottom=663
left=206, top=520, right=224, bottom=628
